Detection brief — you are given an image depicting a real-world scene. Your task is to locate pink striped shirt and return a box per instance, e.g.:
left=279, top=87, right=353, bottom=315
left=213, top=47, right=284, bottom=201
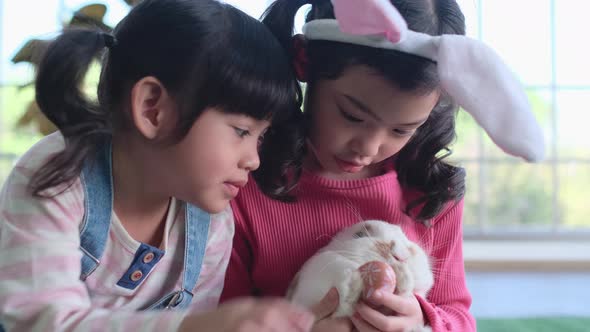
left=221, top=169, right=476, bottom=331
left=0, top=134, right=234, bottom=332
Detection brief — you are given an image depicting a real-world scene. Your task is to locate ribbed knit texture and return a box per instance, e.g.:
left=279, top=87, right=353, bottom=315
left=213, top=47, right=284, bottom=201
left=221, top=169, right=476, bottom=331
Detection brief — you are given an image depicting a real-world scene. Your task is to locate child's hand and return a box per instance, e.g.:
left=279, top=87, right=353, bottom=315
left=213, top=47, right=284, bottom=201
left=310, top=287, right=353, bottom=332
left=351, top=291, right=425, bottom=332
left=179, top=297, right=315, bottom=332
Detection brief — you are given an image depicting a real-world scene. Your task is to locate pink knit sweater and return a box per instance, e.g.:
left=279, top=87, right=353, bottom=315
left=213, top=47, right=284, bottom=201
left=221, top=168, right=476, bottom=331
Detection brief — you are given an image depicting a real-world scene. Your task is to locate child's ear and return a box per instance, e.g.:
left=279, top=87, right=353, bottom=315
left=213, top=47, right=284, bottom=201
left=129, top=76, right=176, bottom=140
left=292, top=34, right=309, bottom=82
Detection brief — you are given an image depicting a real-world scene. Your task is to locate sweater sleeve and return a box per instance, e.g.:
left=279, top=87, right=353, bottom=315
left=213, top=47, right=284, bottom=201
left=0, top=165, right=187, bottom=332
left=417, top=199, right=476, bottom=332
left=219, top=199, right=257, bottom=302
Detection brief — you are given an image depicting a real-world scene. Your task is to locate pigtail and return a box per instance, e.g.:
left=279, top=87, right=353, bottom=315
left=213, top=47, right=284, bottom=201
left=253, top=109, right=306, bottom=202
left=30, top=29, right=111, bottom=197
left=396, top=97, right=466, bottom=222
left=261, top=0, right=309, bottom=58
left=253, top=0, right=311, bottom=201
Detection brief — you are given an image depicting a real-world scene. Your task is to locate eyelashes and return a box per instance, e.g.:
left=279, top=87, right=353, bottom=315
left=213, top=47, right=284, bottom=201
left=339, top=108, right=363, bottom=123
left=338, top=107, right=417, bottom=137
left=233, top=127, right=250, bottom=138
left=257, top=128, right=269, bottom=145
left=393, top=128, right=415, bottom=136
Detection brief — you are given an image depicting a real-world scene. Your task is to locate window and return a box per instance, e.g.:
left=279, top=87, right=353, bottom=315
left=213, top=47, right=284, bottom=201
left=451, top=0, right=590, bottom=237
left=1, top=0, right=587, bottom=237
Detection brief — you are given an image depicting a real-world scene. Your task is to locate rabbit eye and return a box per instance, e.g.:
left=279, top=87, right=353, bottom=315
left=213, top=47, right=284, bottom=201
left=353, top=231, right=368, bottom=238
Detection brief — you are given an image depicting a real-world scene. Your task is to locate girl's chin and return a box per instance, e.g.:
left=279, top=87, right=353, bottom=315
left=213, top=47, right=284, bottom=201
left=329, top=162, right=384, bottom=180
left=304, top=154, right=374, bottom=180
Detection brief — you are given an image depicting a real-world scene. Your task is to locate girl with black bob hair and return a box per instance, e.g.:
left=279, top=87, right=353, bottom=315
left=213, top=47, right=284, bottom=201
left=256, top=0, right=467, bottom=219
left=0, top=0, right=322, bottom=331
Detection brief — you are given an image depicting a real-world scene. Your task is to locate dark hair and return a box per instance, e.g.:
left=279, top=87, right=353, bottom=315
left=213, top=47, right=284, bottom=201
left=258, top=0, right=467, bottom=222
left=31, top=0, right=299, bottom=197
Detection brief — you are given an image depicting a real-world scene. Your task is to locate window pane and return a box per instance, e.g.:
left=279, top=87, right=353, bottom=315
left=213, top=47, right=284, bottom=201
left=485, top=163, right=553, bottom=228
left=224, top=0, right=271, bottom=18
left=462, top=162, right=480, bottom=230
left=452, top=109, right=481, bottom=160
left=456, top=0, right=480, bottom=38
left=0, top=86, right=41, bottom=156
left=481, top=0, right=552, bottom=86
left=559, top=163, right=590, bottom=228
left=1, top=0, right=59, bottom=85
left=555, top=0, right=590, bottom=85
left=557, top=90, right=590, bottom=159
left=0, top=156, right=16, bottom=186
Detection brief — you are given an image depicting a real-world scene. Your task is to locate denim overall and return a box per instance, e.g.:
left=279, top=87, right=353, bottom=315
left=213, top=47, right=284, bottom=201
left=0, top=140, right=211, bottom=331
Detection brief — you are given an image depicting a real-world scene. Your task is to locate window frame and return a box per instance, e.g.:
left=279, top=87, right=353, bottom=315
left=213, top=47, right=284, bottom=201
left=458, top=0, right=590, bottom=240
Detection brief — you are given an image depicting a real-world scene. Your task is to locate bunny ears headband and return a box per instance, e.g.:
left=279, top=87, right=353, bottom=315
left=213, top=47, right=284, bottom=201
left=302, top=0, right=545, bottom=162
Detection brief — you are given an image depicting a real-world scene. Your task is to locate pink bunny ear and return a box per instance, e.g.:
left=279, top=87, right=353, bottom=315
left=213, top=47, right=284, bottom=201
left=331, top=0, right=408, bottom=43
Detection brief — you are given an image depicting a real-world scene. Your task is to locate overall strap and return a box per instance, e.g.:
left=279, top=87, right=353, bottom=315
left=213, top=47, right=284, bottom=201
left=79, top=141, right=113, bottom=281
left=76, top=138, right=212, bottom=310
left=144, top=203, right=211, bottom=310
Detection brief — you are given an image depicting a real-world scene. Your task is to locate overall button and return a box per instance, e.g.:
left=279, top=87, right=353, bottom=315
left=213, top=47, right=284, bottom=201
left=143, top=252, right=155, bottom=264
left=130, top=270, right=143, bottom=281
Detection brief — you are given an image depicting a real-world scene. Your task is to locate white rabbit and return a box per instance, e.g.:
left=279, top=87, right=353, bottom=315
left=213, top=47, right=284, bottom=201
left=287, top=220, right=434, bottom=331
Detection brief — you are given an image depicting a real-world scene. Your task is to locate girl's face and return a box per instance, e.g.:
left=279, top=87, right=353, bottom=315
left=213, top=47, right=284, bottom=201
left=163, top=109, right=269, bottom=213
left=305, top=65, right=439, bottom=180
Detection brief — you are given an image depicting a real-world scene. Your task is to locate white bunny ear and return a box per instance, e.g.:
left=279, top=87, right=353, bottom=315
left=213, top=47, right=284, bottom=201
left=307, top=0, right=546, bottom=162
left=437, top=35, right=545, bottom=162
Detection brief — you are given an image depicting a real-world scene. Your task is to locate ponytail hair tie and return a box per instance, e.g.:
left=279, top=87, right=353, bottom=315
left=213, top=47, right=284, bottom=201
left=102, top=32, right=117, bottom=49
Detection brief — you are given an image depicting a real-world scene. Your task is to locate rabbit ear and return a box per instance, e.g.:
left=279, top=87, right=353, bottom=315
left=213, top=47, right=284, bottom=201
left=303, top=1, right=546, bottom=162
left=331, top=0, right=407, bottom=43
left=438, top=35, right=545, bottom=162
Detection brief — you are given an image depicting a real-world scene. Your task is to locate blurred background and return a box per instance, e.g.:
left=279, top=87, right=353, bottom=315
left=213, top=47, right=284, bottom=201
left=0, top=0, right=588, bottom=330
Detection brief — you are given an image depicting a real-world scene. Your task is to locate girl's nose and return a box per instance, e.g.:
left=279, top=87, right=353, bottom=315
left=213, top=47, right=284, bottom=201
left=351, top=131, right=383, bottom=158
left=239, top=149, right=260, bottom=172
